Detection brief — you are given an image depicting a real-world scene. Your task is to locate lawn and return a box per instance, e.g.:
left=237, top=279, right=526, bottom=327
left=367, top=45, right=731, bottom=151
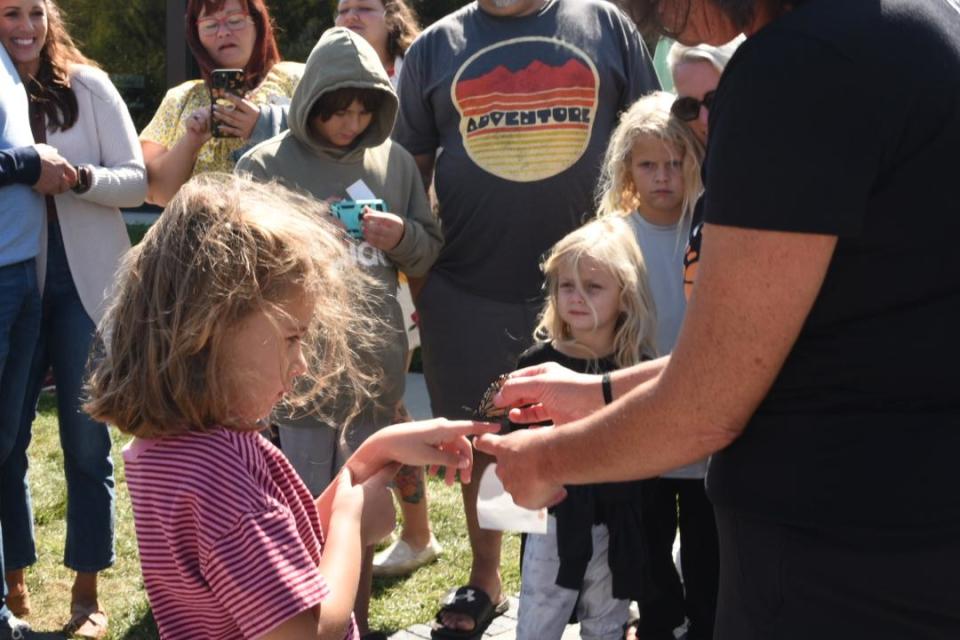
left=23, top=394, right=521, bottom=638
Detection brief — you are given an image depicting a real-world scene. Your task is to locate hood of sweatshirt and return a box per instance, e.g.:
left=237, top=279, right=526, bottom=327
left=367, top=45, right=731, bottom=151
left=288, top=27, right=397, bottom=162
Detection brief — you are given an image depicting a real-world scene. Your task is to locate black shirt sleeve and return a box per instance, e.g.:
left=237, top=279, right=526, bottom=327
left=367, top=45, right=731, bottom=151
left=0, top=146, right=41, bottom=188
left=704, top=31, right=881, bottom=237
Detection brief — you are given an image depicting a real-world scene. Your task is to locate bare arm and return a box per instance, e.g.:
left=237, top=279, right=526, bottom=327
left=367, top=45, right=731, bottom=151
left=258, top=468, right=376, bottom=640
left=412, top=153, right=435, bottom=193
left=141, top=109, right=210, bottom=206
left=477, top=224, right=837, bottom=505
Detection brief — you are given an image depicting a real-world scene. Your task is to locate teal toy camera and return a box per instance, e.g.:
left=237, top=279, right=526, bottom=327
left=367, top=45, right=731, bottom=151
left=331, top=199, right=386, bottom=239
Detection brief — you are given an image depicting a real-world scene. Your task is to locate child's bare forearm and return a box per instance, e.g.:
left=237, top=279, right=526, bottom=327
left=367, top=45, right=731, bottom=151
left=314, top=516, right=363, bottom=638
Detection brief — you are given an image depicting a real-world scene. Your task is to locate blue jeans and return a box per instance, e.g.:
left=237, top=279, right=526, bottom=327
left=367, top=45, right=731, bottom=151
left=0, top=257, right=42, bottom=621
left=2, top=223, right=115, bottom=579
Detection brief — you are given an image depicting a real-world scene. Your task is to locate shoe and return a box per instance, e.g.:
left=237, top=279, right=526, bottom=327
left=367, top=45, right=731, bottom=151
left=372, top=533, right=442, bottom=577
left=0, top=614, right=31, bottom=640
left=5, top=589, right=29, bottom=618
left=63, top=605, right=108, bottom=640
left=430, top=586, right=509, bottom=640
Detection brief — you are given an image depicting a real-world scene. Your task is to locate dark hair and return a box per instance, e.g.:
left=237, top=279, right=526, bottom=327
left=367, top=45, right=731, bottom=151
left=383, top=0, right=421, bottom=60
left=185, top=0, right=282, bottom=92
left=622, top=0, right=800, bottom=37
left=25, top=0, right=97, bottom=132
left=309, top=87, right=386, bottom=122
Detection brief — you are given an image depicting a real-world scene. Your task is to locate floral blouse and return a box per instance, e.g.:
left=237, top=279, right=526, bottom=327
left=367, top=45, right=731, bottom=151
left=139, top=61, right=304, bottom=175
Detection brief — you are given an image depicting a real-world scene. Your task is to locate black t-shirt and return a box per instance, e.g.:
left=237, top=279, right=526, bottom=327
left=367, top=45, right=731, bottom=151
left=703, top=0, right=960, bottom=528
left=516, top=342, right=647, bottom=600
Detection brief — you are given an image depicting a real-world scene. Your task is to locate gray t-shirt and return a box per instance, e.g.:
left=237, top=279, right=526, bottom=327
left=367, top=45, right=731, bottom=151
left=394, top=0, right=658, bottom=303
left=628, top=210, right=707, bottom=479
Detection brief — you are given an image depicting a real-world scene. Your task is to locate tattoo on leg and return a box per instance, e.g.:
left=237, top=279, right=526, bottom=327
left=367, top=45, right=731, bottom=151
left=395, top=464, right=425, bottom=504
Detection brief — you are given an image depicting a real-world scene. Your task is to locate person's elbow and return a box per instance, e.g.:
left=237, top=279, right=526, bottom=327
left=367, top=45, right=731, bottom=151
left=698, top=410, right=751, bottom=456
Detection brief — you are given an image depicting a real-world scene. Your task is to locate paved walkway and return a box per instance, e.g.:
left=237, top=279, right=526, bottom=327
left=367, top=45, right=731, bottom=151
left=388, top=596, right=584, bottom=640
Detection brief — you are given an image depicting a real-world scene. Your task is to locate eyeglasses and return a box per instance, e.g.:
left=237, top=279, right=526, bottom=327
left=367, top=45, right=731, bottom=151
left=197, top=12, right=253, bottom=36
left=337, top=6, right=386, bottom=19
left=671, top=90, right=717, bottom=122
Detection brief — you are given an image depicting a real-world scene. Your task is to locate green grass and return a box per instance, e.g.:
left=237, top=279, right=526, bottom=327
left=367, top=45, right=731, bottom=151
left=23, top=396, right=519, bottom=637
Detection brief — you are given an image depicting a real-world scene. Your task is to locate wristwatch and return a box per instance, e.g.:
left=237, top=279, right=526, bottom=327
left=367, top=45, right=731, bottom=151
left=71, top=164, right=93, bottom=194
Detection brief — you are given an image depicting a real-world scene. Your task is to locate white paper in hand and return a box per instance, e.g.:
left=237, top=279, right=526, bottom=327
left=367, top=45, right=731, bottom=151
left=476, top=464, right=548, bottom=534
left=346, top=179, right=376, bottom=201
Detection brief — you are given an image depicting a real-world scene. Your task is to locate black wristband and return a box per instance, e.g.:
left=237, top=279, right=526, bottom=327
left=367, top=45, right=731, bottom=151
left=601, top=372, right=613, bottom=405
left=71, top=164, right=92, bottom=194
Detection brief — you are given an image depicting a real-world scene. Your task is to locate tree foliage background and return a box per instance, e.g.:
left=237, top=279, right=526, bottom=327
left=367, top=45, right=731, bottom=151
left=56, top=0, right=473, bottom=129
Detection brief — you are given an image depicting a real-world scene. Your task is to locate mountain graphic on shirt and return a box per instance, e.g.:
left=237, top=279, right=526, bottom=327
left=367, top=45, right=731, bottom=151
left=452, top=38, right=600, bottom=183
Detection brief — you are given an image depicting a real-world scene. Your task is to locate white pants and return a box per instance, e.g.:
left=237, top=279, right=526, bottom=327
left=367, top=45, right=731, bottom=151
left=517, top=515, right=630, bottom=640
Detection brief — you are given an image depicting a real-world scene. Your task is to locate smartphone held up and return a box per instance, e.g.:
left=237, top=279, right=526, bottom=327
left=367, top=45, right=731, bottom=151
left=210, top=68, right=245, bottom=138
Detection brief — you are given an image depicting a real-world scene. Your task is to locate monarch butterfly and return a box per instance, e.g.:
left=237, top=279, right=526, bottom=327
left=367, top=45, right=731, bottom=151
left=475, top=373, right=509, bottom=419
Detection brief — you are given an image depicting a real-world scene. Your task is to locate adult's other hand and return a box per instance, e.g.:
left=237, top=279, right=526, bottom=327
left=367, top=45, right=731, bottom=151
left=33, top=143, right=76, bottom=195
left=474, top=427, right=567, bottom=509
left=494, top=361, right=604, bottom=426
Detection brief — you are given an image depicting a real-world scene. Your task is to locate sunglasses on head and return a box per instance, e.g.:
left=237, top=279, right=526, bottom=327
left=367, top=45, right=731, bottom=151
left=671, top=90, right=717, bottom=122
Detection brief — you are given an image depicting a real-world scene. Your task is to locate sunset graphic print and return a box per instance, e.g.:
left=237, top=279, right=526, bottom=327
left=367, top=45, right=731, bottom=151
left=452, top=37, right=600, bottom=182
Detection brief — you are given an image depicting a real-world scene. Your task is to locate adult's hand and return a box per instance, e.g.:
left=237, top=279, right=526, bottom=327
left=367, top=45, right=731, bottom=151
left=474, top=427, right=568, bottom=509
left=33, top=144, right=77, bottom=195
left=211, top=94, right=260, bottom=140
left=184, top=107, right=213, bottom=146
left=494, top=361, right=604, bottom=426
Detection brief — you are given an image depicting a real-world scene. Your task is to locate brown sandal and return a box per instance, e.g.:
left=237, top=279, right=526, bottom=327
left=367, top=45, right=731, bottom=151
left=6, top=588, right=30, bottom=617
left=63, top=605, right=108, bottom=640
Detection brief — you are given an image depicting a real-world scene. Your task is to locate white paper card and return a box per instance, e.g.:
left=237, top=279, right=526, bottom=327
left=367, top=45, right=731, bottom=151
left=476, top=464, right=548, bottom=534
left=346, top=179, right=376, bottom=201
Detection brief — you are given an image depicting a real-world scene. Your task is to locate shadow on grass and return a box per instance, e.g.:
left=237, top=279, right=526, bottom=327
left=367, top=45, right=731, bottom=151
left=119, top=608, right=159, bottom=640
left=36, top=392, right=57, bottom=414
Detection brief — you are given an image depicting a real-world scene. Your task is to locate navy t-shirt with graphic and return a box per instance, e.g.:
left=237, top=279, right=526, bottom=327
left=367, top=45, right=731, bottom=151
left=394, top=0, right=658, bottom=302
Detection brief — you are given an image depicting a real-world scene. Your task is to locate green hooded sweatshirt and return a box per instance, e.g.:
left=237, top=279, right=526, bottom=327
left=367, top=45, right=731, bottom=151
left=237, top=27, right=442, bottom=440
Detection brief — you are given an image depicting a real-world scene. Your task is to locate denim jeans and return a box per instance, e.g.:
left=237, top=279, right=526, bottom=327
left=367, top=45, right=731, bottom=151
left=0, top=257, right=42, bottom=622
left=1, top=223, right=115, bottom=580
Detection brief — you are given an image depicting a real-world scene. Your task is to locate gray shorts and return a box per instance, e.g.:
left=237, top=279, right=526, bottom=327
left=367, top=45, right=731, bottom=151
left=417, top=272, right=541, bottom=419
left=277, top=405, right=393, bottom=497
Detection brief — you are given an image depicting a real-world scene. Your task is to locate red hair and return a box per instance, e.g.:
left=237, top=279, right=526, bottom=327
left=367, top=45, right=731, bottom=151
left=185, top=0, right=281, bottom=91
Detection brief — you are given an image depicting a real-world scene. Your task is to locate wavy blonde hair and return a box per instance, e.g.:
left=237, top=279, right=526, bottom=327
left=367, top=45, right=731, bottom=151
left=535, top=217, right=658, bottom=367
left=596, top=91, right=704, bottom=228
left=85, top=173, right=383, bottom=438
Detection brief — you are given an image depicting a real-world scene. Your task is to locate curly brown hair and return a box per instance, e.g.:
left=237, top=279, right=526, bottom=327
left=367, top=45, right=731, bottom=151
left=85, top=173, right=385, bottom=438
left=383, top=0, right=421, bottom=60
left=23, top=0, right=97, bottom=132
left=185, top=0, right=282, bottom=92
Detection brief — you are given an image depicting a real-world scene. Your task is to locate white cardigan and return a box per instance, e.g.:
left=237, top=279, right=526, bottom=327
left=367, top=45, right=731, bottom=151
left=44, top=64, right=146, bottom=324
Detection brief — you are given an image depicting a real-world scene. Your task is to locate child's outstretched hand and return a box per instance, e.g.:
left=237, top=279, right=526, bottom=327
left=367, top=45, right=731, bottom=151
left=349, top=419, right=500, bottom=486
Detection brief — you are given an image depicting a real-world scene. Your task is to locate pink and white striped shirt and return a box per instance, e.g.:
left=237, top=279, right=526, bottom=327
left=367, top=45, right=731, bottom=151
left=123, top=427, right=358, bottom=640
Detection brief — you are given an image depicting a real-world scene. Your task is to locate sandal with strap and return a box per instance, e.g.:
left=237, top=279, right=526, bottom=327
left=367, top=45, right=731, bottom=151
left=63, top=605, right=108, bottom=640
left=5, top=588, right=30, bottom=618
left=430, top=585, right=509, bottom=640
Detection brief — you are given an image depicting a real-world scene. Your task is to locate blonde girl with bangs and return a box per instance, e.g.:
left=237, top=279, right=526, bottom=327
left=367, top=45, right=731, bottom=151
left=535, top=216, right=657, bottom=368
left=513, top=216, right=655, bottom=640
left=84, top=173, right=494, bottom=640
left=597, top=92, right=718, bottom=640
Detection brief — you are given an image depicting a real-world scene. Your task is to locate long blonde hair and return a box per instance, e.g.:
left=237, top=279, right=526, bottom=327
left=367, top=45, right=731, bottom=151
left=596, top=91, right=704, bottom=225
left=85, top=173, right=383, bottom=438
left=535, top=217, right=658, bottom=368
